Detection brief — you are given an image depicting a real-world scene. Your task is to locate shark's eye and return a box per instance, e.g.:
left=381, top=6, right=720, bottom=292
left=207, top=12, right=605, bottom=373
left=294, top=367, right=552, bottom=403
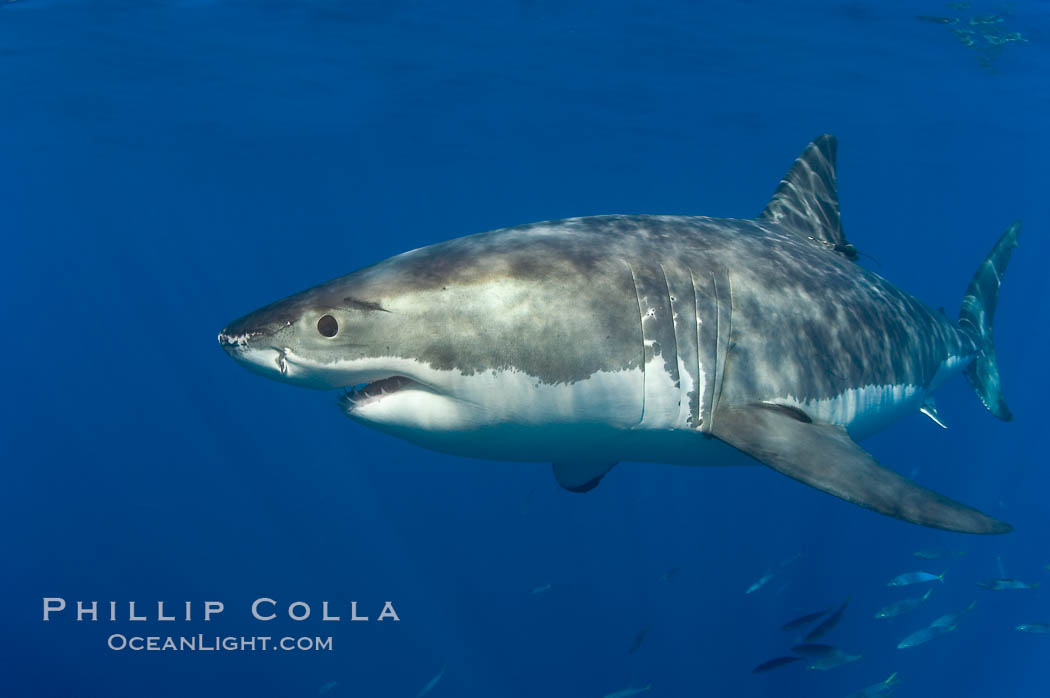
left=317, top=314, right=339, bottom=338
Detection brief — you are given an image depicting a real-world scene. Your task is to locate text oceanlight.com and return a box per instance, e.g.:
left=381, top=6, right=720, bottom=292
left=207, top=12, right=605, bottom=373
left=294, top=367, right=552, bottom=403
left=107, top=634, right=333, bottom=652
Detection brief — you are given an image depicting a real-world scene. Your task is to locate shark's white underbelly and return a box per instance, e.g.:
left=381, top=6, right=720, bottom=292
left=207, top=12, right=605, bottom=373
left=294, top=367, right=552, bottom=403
left=337, top=353, right=737, bottom=465
left=306, top=348, right=971, bottom=465
left=768, top=354, right=971, bottom=440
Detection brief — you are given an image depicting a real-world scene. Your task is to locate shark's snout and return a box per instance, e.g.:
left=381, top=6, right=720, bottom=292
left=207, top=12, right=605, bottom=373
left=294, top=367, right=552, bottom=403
left=216, top=299, right=300, bottom=383
left=217, top=304, right=362, bottom=390
left=217, top=296, right=300, bottom=355
left=217, top=324, right=288, bottom=378
left=217, top=328, right=255, bottom=355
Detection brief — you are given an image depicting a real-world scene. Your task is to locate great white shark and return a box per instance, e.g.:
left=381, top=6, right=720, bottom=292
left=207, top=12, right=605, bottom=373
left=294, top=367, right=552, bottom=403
left=219, top=135, right=1019, bottom=534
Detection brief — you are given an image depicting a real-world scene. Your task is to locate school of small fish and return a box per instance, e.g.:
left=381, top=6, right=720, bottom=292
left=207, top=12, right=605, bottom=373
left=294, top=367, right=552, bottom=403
left=745, top=539, right=1050, bottom=696
left=349, top=463, right=1050, bottom=698
left=915, top=1, right=1029, bottom=71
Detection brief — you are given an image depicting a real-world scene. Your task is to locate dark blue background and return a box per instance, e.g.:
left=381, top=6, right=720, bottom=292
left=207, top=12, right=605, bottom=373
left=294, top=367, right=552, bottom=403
left=2, top=1, right=1047, bottom=696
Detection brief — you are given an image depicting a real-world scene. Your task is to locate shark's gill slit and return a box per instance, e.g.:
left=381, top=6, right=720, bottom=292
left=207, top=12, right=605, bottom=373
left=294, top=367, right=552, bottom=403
left=626, top=260, right=646, bottom=426
left=689, top=267, right=703, bottom=429
left=707, top=269, right=726, bottom=431
left=718, top=269, right=735, bottom=409
left=658, top=263, right=682, bottom=409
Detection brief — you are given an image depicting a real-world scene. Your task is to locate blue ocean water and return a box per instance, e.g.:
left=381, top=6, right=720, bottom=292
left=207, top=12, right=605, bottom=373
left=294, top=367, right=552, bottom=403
left=2, top=0, right=1047, bottom=696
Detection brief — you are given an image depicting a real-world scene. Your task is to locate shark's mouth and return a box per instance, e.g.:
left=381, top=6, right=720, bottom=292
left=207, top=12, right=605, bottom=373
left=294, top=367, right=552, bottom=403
left=340, top=375, right=421, bottom=410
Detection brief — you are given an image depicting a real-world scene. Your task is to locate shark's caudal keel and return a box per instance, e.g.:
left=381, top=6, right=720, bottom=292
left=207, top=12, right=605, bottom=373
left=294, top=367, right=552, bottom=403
left=219, top=135, right=1019, bottom=534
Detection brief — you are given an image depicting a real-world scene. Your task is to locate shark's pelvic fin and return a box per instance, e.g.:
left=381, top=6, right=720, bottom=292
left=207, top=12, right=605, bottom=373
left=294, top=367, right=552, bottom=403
left=711, top=403, right=1012, bottom=534
left=552, top=462, right=616, bottom=493
left=959, top=220, right=1020, bottom=422
left=759, top=134, right=857, bottom=262
left=920, top=397, right=948, bottom=429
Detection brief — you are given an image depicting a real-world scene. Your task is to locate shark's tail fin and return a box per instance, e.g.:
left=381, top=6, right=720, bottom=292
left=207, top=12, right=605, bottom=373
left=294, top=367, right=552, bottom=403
left=958, top=220, right=1020, bottom=421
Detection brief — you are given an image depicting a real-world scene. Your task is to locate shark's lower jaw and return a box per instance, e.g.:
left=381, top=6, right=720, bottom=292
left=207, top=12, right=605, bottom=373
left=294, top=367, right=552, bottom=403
left=340, top=375, right=422, bottom=411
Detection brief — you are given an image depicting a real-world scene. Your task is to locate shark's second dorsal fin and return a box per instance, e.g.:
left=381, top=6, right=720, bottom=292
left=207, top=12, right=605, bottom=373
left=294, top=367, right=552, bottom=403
left=920, top=397, right=948, bottom=429
left=759, top=134, right=857, bottom=262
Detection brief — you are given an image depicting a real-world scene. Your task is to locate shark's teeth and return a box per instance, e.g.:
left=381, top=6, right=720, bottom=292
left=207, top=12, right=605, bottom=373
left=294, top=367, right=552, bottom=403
left=216, top=331, right=258, bottom=347
left=340, top=376, right=418, bottom=410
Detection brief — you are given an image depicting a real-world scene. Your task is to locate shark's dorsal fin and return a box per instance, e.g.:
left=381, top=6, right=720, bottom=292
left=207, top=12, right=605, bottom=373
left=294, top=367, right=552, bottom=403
left=759, top=134, right=857, bottom=262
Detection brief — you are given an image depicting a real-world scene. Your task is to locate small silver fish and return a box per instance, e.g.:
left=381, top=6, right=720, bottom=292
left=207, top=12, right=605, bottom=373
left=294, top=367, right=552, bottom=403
left=628, top=625, right=651, bottom=654
left=746, top=555, right=800, bottom=594
left=897, top=626, right=943, bottom=649
left=603, top=685, right=652, bottom=698
left=930, top=602, right=976, bottom=630
left=875, top=589, right=933, bottom=619
left=1016, top=624, right=1050, bottom=634
left=845, top=672, right=900, bottom=698
left=977, top=578, right=1039, bottom=591
left=661, top=567, right=682, bottom=582
left=531, top=583, right=552, bottom=594
left=416, top=666, right=445, bottom=698
left=318, top=681, right=338, bottom=695
left=916, top=15, right=958, bottom=25
left=746, top=572, right=775, bottom=594
left=887, top=571, right=944, bottom=587
left=969, top=15, right=1004, bottom=26
left=999, top=32, right=1028, bottom=44
left=752, top=656, right=804, bottom=673
left=804, top=597, right=850, bottom=641
left=899, top=603, right=975, bottom=648
left=950, top=28, right=977, bottom=47
left=806, top=648, right=862, bottom=671
left=781, top=608, right=831, bottom=631
left=791, top=643, right=839, bottom=658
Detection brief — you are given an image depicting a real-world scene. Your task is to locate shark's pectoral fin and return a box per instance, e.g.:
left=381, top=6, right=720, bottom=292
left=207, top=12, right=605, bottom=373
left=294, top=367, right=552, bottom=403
left=711, top=403, right=1011, bottom=535
left=552, top=462, right=616, bottom=493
